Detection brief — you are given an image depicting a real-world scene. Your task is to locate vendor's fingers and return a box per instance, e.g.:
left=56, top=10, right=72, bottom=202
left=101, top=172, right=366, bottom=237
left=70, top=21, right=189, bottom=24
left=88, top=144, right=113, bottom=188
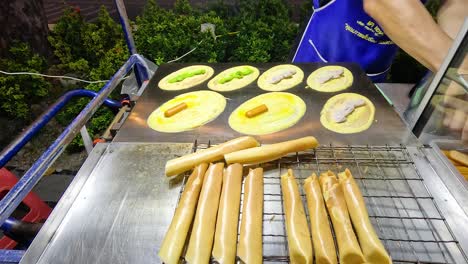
left=442, top=96, right=468, bottom=112
left=444, top=79, right=465, bottom=96
left=443, top=113, right=453, bottom=127
left=462, top=120, right=468, bottom=142
left=449, top=110, right=467, bottom=131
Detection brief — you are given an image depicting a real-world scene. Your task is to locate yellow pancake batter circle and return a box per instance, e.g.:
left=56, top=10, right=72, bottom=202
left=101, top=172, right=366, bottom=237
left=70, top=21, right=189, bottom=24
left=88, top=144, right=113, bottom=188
left=208, top=65, right=260, bottom=92
left=320, top=93, right=375, bottom=134
left=147, top=90, right=226, bottom=133
left=307, top=65, right=353, bottom=92
left=229, top=92, right=306, bottom=135
left=158, top=65, right=214, bottom=91
left=257, top=64, right=304, bottom=91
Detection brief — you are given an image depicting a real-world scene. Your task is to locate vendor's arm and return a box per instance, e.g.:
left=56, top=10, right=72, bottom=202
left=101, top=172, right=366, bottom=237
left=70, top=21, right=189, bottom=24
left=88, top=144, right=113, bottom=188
left=437, top=0, right=468, bottom=39
left=363, top=0, right=467, bottom=72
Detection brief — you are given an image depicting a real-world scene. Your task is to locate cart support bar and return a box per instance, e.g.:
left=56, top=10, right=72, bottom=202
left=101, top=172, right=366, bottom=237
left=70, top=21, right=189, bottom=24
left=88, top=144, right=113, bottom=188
left=0, top=55, right=142, bottom=226
left=0, top=89, right=121, bottom=169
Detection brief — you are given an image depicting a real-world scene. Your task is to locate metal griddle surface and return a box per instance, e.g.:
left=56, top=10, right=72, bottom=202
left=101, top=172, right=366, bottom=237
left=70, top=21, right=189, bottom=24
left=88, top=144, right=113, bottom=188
left=114, top=63, right=417, bottom=145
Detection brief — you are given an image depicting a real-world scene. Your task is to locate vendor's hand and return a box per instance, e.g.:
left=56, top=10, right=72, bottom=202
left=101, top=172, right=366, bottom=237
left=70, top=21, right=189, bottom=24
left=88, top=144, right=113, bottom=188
left=438, top=80, right=468, bottom=141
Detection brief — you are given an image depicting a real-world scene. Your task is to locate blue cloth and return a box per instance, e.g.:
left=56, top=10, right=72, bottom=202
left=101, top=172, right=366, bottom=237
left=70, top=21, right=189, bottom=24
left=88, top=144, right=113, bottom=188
left=293, top=0, right=425, bottom=82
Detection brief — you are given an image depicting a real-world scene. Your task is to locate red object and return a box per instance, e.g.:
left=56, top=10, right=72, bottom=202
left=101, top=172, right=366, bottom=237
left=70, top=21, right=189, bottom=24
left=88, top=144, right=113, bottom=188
left=93, top=138, right=105, bottom=146
left=0, top=168, right=52, bottom=249
left=121, top=99, right=131, bottom=107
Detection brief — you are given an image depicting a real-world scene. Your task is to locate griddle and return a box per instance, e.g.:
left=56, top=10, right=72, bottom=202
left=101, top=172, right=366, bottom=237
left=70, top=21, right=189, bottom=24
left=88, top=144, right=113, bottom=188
left=114, top=63, right=418, bottom=145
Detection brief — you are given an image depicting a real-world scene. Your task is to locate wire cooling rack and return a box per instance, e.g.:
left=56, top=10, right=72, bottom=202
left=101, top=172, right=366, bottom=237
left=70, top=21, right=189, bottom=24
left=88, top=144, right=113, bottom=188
left=175, top=142, right=468, bottom=264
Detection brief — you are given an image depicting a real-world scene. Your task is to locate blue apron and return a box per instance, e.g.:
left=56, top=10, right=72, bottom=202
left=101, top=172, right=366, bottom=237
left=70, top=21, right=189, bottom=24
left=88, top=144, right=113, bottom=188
left=293, top=0, right=425, bottom=82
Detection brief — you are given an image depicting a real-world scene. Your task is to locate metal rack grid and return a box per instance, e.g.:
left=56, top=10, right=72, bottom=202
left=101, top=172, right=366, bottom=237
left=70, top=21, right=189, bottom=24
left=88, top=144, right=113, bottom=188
left=175, top=142, right=468, bottom=264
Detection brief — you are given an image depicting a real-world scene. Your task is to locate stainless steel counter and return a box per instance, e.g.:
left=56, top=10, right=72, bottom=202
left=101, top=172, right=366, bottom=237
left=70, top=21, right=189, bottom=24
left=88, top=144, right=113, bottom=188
left=21, top=142, right=468, bottom=263
left=21, top=143, right=194, bottom=264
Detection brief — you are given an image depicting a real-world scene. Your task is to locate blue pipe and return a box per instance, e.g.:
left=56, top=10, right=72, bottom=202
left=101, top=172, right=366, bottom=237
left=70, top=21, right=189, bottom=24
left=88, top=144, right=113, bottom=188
left=0, top=55, right=138, bottom=230
left=114, top=0, right=149, bottom=86
left=0, top=89, right=121, bottom=169
left=0, top=249, right=24, bottom=263
left=0, top=217, right=17, bottom=233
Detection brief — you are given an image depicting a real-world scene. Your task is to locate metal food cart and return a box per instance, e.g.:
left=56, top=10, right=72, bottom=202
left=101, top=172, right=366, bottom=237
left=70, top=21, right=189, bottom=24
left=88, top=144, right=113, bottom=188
left=1, top=1, right=467, bottom=263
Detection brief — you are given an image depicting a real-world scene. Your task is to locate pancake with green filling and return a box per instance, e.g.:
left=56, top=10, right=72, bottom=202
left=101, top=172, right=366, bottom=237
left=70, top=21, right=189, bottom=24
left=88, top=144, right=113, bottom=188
left=158, top=65, right=214, bottom=91
left=208, top=65, right=259, bottom=91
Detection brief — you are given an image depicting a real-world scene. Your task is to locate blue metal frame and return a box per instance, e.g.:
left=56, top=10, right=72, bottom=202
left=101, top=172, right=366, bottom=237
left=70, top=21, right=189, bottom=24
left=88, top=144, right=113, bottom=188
left=0, top=55, right=149, bottom=262
left=0, top=89, right=121, bottom=169
left=114, top=0, right=148, bottom=86
left=0, top=0, right=151, bottom=261
left=0, top=250, right=24, bottom=264
left=0, top=55, right=147, bottom=227
left=0, top=218, right=18, bottom=234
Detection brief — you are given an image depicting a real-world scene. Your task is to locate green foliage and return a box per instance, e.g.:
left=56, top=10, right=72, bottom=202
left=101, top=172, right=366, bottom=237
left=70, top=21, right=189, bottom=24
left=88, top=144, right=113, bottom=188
left=48, top=6, right=123, bottom=75
left=225, top=0, right=298, bottom=62
left=50, top=7, right=127, bottom=150
left=0, top=42, right=50, bottom=119
left=299, top=0, right=313, bottom=28
left=229, top=20, right=273, bottom=62
left=135, top=0, right=298, bottom=64
left=174, top=0, right=193, bottom=15
left=135, top=1, right=229, bottom=64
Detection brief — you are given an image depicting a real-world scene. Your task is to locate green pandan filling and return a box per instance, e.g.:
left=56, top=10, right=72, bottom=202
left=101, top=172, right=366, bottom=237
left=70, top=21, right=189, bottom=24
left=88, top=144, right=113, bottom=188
left=168, top=69, right=206, bottom=83
left=218, top=67, right=254, bottom=84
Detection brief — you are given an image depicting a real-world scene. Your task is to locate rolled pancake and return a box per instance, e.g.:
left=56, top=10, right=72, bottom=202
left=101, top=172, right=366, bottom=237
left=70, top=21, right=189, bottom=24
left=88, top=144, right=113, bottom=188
left=320, top=171, right=365, bottom=264
left=237, top=168, right=264, bottom=264
left=258, top=64, right=304, bottom=91
left=338, top=169, right=391, bottom=264
left=307, top=66, right=353, bottom=92
left=158, top=164, right=208, bottom=264
left=165, top=136, right=259, bottom=176
left=224, top=136, right=318, bottom=165
left=208, top=65, right=260, bottom=91
left=320, top=93, right=375, bottom=134
left=147, top=90, right=226, bottom=133
left=185, top=163, right=224, bottom=264
left=158, top=65, right=214, bottom=90
left=229, top=92, right=306, bottom=135
left=212, top=163, right=243, bottom=264
left=281, top=169, right=313, bottom=264
left=304, top=174, right=337, bottom=264
left=448, top=150, right=468, bottom=167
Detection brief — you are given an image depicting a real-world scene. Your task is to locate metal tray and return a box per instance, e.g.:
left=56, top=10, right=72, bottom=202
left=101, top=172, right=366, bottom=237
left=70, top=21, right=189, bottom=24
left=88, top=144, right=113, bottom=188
left=175, top=142, right=468, bottom=263
left=114, top=63, right=417, bottom=146
left=430, top=140, right=468, bottom=191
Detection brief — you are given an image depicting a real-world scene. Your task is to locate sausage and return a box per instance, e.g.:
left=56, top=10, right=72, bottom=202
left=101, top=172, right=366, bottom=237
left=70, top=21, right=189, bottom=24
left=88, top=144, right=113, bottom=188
left=165, top=136, right=259, bottom=176
left=237, top=168, right=263, bottom=264
left=281, top=169, right=313, bottom=264
left=245, top=104, right=268, bottom=118
left=320, top=171, right=365, bottom=264
left=158, top=163, right=208, bottom=264
left=212, top=163, right=243, bottom=264
left=304, top=174, right=337, bottom=264
left=224, top=136, right=318, bottom=165
left=338, top=169, right=391, bottom=264
left=185, top=163, right=224, bottom=264
left=164, top=102, right=188, bottom=117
